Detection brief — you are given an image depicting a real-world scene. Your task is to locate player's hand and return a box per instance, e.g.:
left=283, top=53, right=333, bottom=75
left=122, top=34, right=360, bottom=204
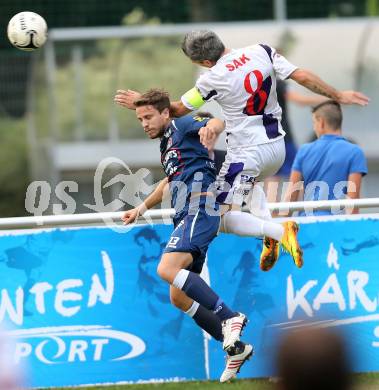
left=114, top=89, right=141, bottom=110
left=121, top=208, right=140, bottom=225
left=337, top=90, right=370, bottom=106
left=199, top=125, right=217, bottom=150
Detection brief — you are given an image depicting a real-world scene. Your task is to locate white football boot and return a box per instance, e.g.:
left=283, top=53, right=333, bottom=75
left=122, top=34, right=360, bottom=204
left=222, top=312, right=248, bottom=351
left=220, top=342, right=254, bottom=382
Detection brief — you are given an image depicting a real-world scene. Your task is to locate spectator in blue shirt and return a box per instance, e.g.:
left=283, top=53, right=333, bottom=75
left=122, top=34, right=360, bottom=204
left=285, top=100, right=368, bottom=215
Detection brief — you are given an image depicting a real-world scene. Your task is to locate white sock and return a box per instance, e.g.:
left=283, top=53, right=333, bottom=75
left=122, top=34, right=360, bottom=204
left=172, top=269, right=190, bottom=290
left=221, top=210, right=284, bottom=241
left=185, top=301, right=200, bottom=317
left=247, top=183, right=272, bottom=221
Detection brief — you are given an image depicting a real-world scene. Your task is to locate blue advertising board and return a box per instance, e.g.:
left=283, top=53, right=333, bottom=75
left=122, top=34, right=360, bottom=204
left=0, top=216, right=378, bottom=386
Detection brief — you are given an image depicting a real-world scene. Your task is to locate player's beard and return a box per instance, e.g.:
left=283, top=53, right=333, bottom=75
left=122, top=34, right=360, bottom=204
left=151, top=127, right=165, bottom=139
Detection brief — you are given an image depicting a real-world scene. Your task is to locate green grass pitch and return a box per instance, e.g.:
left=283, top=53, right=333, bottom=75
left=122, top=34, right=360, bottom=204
left=53, top=373, right=379, bottom=390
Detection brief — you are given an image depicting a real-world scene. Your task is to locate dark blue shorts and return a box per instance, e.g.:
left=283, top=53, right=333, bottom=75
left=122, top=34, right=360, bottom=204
left=163, top=204, right=221, bottom=274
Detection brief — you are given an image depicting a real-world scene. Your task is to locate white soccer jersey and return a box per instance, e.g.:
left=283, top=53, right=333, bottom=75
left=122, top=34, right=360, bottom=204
left=181, top=44, right=298, bottom=147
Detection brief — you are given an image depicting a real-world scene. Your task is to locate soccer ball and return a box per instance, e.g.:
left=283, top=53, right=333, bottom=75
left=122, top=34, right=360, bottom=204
left=7, top=12, right=48, bottom=51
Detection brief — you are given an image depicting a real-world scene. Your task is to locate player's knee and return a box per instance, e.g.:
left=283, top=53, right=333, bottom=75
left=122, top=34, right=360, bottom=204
left=156, top=260, right=175, bottom=283
left=158, top=253, right=186, bottom=283
left=156, top=261, right=168, bottom=281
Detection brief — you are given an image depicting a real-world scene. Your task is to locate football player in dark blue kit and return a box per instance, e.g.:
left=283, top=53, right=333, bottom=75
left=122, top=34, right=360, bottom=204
left=122, top=89, right=253, bottom=382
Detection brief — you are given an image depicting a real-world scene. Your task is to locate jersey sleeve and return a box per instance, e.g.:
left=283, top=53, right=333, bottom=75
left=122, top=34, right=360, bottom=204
left=173, top=116, right=209, bottom=137
left=349, top=146, right=368, bottom=176
left=272, top=48, right=298, bottom=80
left=181, top=86, right=206, bottom=110
left=185, top=116, right=209, bottom=136
left=181, top=72, right=219, bottom=110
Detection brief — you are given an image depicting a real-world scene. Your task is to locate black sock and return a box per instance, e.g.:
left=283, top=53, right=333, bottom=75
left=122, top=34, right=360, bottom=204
left=181, top=271, right=236, bottom=321
left=192, top=304, right=223, bottom=341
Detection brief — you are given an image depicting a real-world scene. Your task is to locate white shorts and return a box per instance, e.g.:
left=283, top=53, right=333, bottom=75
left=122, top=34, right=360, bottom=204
left=216, top=137, right=285, bottom=206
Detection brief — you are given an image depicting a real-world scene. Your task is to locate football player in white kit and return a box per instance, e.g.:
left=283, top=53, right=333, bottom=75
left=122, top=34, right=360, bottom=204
left=114, top=30, right=369, bottom=273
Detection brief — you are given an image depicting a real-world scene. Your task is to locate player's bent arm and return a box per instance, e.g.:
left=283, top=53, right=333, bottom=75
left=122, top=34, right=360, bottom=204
left=170, top=101, right=192, bottom=117
left=122, top=178, right=169, bottom=224
left=138, top=177, right=169, bottom=214
left=346, top=172, right=362, bottom=214
left=199, top=118, right=225, bottom=150
left=207, top=118, right=225, bottom=135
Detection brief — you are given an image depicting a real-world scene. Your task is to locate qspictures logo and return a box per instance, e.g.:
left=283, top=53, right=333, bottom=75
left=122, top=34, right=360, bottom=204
left=24, top=157, right=358, bottom=231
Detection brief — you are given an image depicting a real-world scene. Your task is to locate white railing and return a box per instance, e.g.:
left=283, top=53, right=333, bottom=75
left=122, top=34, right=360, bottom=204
left=0, top=198, right=378, bottom=230
left=48, top=17, right=379, bottom=41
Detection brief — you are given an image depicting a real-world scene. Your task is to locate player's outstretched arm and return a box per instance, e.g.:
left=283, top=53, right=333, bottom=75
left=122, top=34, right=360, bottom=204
left=289, top=69, right=369, bottom=106
left=122, top=178, right=169, bottom=224
left=114, top=89, right=142, bottom=110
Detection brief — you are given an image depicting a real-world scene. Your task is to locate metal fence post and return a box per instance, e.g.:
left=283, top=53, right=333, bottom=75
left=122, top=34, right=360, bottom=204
left=72, top=45, right=84, bottom=141
left=274, top=0, right=287, bottom=21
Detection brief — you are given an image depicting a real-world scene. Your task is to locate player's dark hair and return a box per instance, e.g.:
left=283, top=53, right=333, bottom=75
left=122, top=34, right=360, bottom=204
left=134, top=89, right=170, bottom=113
left=312, top=100, right=342, bottom=130
left=181, top=30, right=225, bottom=62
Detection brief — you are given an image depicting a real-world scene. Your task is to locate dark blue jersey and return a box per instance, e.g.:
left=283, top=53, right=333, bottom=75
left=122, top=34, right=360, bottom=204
left=160, top=115, right=217, bottom=220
